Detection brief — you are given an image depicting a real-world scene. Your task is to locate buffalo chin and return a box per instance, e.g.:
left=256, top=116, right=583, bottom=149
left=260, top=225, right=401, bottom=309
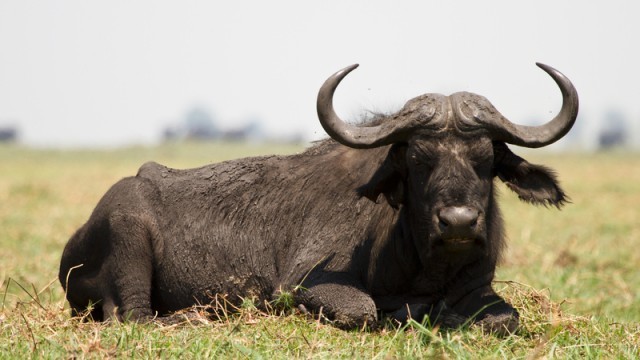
left=440, top=238, right=481, bottom=252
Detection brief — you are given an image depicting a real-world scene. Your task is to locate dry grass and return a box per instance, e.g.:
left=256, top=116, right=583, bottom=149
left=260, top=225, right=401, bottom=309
left=3, top=278, right=638, bottom=358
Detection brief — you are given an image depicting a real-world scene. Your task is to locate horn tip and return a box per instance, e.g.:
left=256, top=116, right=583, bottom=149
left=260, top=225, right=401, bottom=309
left=343, top=63, right=359, bottom=73
left=535, top=62, right=567, bottom=78
left=535, top=62, right=552, bottom=71
left=330, top=64, right=360, bottom=82
left=535, top=62, right=571, bottom=83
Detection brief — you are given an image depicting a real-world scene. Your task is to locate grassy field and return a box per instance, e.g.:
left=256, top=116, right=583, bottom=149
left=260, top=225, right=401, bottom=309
left=1, top=142, right=639, bottom=358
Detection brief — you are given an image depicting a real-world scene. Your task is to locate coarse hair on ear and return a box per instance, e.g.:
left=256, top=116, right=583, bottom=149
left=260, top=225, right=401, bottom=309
left=493, top=142, right=569, bottom=208
left=357, top=144, right=407, bottom=209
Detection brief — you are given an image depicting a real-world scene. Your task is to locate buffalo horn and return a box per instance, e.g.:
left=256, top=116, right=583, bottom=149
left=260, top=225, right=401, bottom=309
left=486, top=63, right=579, bottom=148
left=316, top=64, right=409, bottom=149
left=318, top=63, right=578, bottom=149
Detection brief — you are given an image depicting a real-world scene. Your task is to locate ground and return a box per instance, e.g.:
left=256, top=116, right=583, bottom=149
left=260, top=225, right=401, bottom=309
left=1, top=142, right=639, bottom=358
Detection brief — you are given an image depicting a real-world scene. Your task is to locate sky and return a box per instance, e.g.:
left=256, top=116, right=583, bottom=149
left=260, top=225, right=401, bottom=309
left=1, top=1, right=639, bottom=149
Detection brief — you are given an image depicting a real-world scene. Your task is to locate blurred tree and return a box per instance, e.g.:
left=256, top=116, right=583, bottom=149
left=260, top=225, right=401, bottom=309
left=598, top=110, right=628, bottom=149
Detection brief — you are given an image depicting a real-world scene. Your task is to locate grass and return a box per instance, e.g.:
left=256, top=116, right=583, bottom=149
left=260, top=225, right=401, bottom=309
left=1, top=142, right=639, bottom=358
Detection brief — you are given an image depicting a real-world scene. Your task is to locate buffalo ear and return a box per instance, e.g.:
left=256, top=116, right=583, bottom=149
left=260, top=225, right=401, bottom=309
left=493, top=142, right=568, bottom=208
left=357, top=144, right=407, bottom=209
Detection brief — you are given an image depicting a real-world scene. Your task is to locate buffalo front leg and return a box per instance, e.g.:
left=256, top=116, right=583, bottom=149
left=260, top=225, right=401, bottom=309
left=374, top=295, right=468, bottom=329
left=295, top=272, right=377, bottom=330
left=99, top=213, right=158, bottom=322
left=448, top=284, right=519, bottom=335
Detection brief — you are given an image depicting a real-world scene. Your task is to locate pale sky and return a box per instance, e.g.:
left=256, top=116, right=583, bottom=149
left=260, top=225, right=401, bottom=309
left=1, top=1, right=638, bottom=148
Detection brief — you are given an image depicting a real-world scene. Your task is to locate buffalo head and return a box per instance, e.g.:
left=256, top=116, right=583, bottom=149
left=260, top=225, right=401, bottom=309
left=317, top=64, right=578, bottom=262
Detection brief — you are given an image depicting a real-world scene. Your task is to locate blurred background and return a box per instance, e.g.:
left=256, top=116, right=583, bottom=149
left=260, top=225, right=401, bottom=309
left=0, top=1, right=639, bottom=151
left=1, top=4, right=640, bottom=352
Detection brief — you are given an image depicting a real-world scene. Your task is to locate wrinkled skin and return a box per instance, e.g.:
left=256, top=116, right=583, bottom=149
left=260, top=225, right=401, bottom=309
left=60, top=73, right=571, bottom=335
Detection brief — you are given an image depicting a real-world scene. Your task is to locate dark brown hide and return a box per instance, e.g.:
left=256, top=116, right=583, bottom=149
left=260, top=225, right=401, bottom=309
left=59, top=64, right=577, bottom=334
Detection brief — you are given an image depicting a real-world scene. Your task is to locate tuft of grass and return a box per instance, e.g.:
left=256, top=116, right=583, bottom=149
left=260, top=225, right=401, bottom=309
left=271, top=289, right=297, bottom=314
left=1, top=143, right=639, bottom=358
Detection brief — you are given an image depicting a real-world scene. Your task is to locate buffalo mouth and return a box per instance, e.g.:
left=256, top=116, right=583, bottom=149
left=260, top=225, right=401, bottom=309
left=440, top=237, right=479, bottom=251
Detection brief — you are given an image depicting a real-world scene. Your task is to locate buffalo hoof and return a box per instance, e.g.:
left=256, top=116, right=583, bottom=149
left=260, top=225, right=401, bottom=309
left=388, top=302, right=469, bottom=330
left=152, top=311, right=210, bottom=326
left=388, top=304, right=429, bottom=325
left=333, top=311, right=378, bottom=330
left=474, top=313, right=519, bottom=336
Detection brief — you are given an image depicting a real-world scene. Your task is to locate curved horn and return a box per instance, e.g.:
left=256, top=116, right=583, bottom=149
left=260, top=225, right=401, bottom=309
left=316, top=64, right=409, bottom=149
left=489, top=63, right=579, bottom=148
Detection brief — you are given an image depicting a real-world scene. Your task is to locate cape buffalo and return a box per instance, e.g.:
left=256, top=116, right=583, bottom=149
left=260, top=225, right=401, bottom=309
left=59, top=63, right=578, bottom=334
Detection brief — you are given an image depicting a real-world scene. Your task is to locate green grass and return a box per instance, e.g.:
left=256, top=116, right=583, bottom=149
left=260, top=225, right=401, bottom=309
left=1, top=142, right=639, bottom=358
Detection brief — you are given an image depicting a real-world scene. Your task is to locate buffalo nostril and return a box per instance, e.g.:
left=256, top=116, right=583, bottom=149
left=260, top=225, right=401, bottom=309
left=438, top=207, right=479, bottom=230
